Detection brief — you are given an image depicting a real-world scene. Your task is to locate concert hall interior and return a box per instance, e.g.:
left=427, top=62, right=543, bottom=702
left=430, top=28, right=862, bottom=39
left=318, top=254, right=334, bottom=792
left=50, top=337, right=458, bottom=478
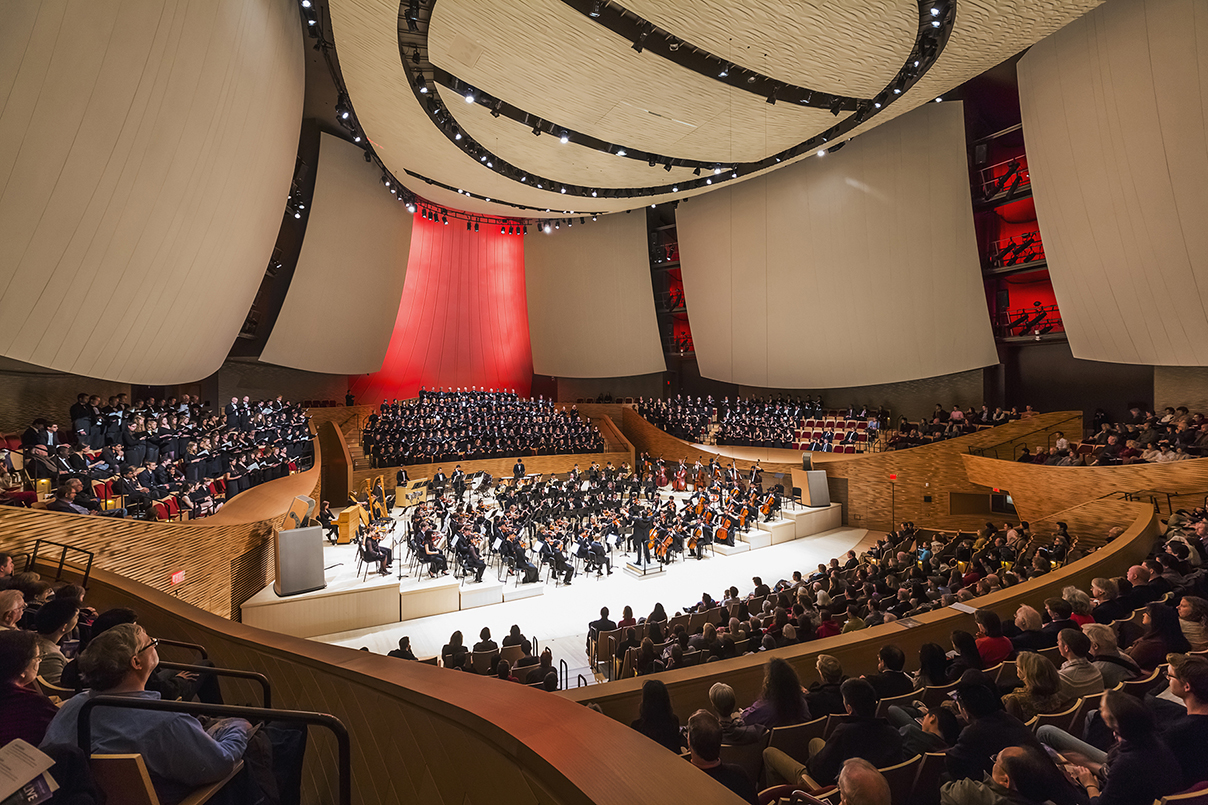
left=7, top=1, right=1208, bottom=804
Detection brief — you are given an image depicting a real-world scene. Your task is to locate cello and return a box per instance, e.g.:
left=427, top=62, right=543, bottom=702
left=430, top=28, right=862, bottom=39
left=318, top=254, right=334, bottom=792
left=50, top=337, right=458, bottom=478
left=760, top=492, right=776, bottom=521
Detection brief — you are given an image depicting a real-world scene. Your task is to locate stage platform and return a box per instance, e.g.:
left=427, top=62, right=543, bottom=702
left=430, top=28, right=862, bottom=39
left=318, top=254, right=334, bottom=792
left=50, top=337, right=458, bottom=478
left=242, top=571, right=401, bottom=639
left=789, top=503, right=844, bottom=537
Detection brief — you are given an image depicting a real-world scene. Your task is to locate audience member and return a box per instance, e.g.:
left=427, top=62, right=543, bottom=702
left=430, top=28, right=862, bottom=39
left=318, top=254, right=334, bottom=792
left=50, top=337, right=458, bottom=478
left=1127, top=602, right=1191, bottom=670
left=686, top=710, right=758, bottom=804
left=630, top=679, right=684, bottom=753
left=946, top=675, right=1043, bottom=782
left=1055, top=629, right=1104, bottom=700
left=34, top=598, right=79, bottom=684
left=1080, top=623, right=1140, bottom=689
left=741, top=657, right=811, bottom=729
left=1164, top=653, right=1208, bottom=786
left=0, top=629, right=59, bottom=746
left=1002, top=651, right=1071, bottom=722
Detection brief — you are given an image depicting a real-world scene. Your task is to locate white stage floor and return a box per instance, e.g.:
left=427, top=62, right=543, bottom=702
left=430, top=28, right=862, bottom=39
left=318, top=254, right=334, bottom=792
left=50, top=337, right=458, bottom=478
left=310, top=519, right=867, bottom=685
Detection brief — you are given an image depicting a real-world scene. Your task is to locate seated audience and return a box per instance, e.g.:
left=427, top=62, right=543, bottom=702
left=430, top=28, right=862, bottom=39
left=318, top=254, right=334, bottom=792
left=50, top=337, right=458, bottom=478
left=685, top=710, right=758, bottom=805
left=34, top=598, right=79, bottom=685
left=862, top=644, right=913, bottom=699
left=1038, top=690, right=1183, bottom=804
left=1056, top=628, right=1105, bottom=700
left=974, top=609, right=1014, bottom=666
left=0, top=629, right=59, bottom=746
left=1178, top=595, right=1208, bottom=651
left=708, top=682, right=764, bottom=745
left=1127, top=602, right=1191, bottom=670
left=946, top=675, right=1043, bottom=782
left=741, top=657, right=811, bottom=729
left=807, top=654, right=848, bottom=716
left=42, top=624, right=254, bottom=805
left=1002, top=651, right=1072, bottom=722
left=1081, top=623, right=1140, bottom=689
left=940, top=745, right=1078, bottom=805
left=1010, top=605, right=1053, bottom=651
left=1164, top=653, right=1208, bottom=787
left=630, top=679, right=684, bottom=753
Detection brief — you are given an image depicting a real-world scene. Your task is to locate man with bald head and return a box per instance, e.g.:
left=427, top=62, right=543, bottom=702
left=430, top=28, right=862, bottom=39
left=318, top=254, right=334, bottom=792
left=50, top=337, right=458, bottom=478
left=838, top=758, right=890, bottom=805
left=1121, top=564, right=1160, bottom=609
left=940, top=745, right=1071, bottom=805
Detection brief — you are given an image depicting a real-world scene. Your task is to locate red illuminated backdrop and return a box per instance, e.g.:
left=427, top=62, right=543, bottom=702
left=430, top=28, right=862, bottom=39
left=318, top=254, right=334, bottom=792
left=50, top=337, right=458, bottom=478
left=354, top=212, right=533, bottom=402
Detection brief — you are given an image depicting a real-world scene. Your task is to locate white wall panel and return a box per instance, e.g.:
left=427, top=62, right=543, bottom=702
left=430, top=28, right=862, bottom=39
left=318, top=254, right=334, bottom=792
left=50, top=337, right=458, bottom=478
left=677, top=101, right=997, bottom=388
left=525, top=212, right=665, bottom=378
left=0, top=0, right=303, bottom=384
left=1019, top=0, right=1208, bottom=365
left=261, top=134, right=413, bottom=375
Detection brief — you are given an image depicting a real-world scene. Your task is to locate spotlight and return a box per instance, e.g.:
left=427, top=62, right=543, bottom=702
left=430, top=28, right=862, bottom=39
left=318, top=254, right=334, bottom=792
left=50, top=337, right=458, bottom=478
left=464, top=88, right=475, bottom=103
left=731, top=171, right=737, bottom=178
left=294, top=211, right=301, bottom=219
left=335, top=98, right=352, bottom=121
left=560, top=186, right=567, bottom=194
left=616, top=149, right=626, bottom=156
left=931, top=19, right=940, bottom=27
left=353, top=133, right=362, bottom=143
left=706, top=178, right=712, bottom=184
left=591, top=215, right=597, bottom=221
left=308, top=18, right=316, bottom=26
left=591, top=190, right=597, bottom=197
left=632, top=23, right=651, bottom=53
left=648, top=158, right=657, bottom=167
left=415, top=76, right=428, bottom=94
left=713, top=164, right=722, bottom=174
left=931, top=5, right=941, bottom=15
left=508, top=226, right=513, bottom=235
left=560, top=130, right=569, bottom=144
left=411, top=49, right=421, bottom=65
left=817, top=149, right=825, bottom=157
left=442, top=215, right=448, bottom=225
left=381, top=176, right=391, bottom=188
left=718, top=63, right=730, bottom=78
left=301, top=0, right=310, bottom=6
left=500, top=225, right=505, bottom=234
left=672, top=186, right=678, bottom=192
left=453, top=127, right=461, bottom=140
left=766, top=87, right=777, bottom=105
left=543, top=223, right=551, bottom=233
left=555, top=221, right=560, bottom=229
left=406, top=203, right=416, bottom=213
left=935, top=97, right=943, bottom=102
left=567, top=219, right=572, bottom=226
left=874, top=101, right=881, bottom=109
left=830, top=98, right=843, bottom=116
left=532, top=123, right=542, bottom=136
left=475, top=222, right=480, bottom=232
left=589, top=0, right=603, bottom=16
left=664, top=161, right=672, bottom=172
left=523, top=225, right=529, bottom=234
left=466, top=220, right=472, bottom=231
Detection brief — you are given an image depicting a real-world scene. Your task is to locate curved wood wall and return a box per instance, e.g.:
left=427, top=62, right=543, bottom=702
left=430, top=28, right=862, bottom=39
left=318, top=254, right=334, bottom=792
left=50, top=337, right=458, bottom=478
left=0, top=437, right=321, bottom=619
left=963, top=452, right=1208, bottom=523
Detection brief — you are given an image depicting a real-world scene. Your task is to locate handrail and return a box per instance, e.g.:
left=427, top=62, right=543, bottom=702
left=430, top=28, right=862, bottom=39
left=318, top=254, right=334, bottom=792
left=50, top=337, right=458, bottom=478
left=156, top=638, right=209, bottom=661
left=156, top=661, right=271, bottom=708
left=77, top=696, right=351, bottom=805
left=28, top=539, right=95, bottom=587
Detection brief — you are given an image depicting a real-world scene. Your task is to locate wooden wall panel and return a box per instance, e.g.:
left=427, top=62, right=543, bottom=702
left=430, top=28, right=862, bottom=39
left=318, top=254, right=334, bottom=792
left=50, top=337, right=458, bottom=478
left=561, top=498, right=1158, bottom=725
left=963, top=453, right=1208, bottom=524
left=0, top=438, right=321, bottom=619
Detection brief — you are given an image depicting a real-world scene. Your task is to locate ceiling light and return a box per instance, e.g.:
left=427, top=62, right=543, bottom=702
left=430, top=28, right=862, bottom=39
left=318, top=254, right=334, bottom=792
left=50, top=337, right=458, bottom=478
left=706, top=178, right=712, bottom=184
left=731, top=171, right=738, bottom=178
left=406, top=203, right=416, bottom=212
left=543, top=223, right=551, bottom=233
left=893, top=87, right=901, bottom=94
left=713, top=165, right=722, bottom=174
left=718, top=63, right=730, bottom=78
left=589, top=0, right=602, bottom=17
left=672, top=186, right=678, bottom=192
left=560, top=130, right=569, bottom=144
left=935, top=97, right=943, bottom=102
left=931, top=20, right=941, bottom=27
left=464, top=89, right=475, bottom=103
left=353, top=134, right=361, bottom=143
left=931, top=6, right=941, bottom=15
left=308, top=19, right=315, bottom=26
left=301, top=0, right=310, bottom=6
left=616, top=149, right=626, bottom=157
left=591, top=190, right=597, bottom=197
left=560, top=186, right=566, bottom=193
left=874, top=102, right=881, bottom=108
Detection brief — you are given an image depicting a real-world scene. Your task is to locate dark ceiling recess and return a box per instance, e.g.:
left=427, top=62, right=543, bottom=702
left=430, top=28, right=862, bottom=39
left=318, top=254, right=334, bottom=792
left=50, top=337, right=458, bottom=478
left=397, top=0, right=957, bottom=201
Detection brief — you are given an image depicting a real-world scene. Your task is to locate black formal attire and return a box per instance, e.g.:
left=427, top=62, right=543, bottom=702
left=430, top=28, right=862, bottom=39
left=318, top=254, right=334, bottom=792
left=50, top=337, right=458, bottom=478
left=630, top=511, right=653, bottom=565
left=945, top=711, right=1042, bottom=782
left=806, top=717, right=903, bottom=786
left=864, top=670, right=914, bottom=700
left=513, top=460, right=525, bottom=480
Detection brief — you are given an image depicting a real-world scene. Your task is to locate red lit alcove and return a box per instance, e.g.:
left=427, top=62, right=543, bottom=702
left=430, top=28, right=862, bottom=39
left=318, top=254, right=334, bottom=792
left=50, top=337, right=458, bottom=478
left=355, top=212, right=533, bottom=402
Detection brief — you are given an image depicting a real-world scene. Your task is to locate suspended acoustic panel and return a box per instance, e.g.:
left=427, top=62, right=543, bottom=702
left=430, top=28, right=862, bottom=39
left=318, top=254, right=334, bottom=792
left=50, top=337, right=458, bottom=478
left=261, top=134, right=414, bottom=374
left=1019, top=0, right=1208, bottom=365
left=677, top=100, right=997, bottom=388
left=525, top=212, right=665, bottom=378
left=0, top=0, right=303, bottom=384
left=356, top=215, right=533, bottom=402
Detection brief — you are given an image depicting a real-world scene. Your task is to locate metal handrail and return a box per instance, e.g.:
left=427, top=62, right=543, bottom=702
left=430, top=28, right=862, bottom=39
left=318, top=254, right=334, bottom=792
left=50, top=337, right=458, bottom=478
left=28, top=539, right=95, bottom=587
left=155, top=662, right=271, bottom=708
left=155, top=638, right=209, bottom=661
left=77, top=697, right=351, bottom=805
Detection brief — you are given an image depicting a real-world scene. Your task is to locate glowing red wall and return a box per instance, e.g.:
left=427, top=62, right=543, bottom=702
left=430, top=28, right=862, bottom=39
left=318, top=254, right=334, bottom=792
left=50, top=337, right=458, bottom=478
left=355, top=213, right=532, bottom=401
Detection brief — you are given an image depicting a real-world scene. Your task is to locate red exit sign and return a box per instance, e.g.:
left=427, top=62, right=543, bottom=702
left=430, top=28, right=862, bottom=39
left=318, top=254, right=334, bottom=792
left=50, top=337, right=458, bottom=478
left=889, top=474, right=897, bottom=481
left=171, top=570, right=186, bottom=585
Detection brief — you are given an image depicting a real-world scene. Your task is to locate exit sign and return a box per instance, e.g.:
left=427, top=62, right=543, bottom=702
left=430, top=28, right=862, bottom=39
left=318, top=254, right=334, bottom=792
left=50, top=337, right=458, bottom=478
left=171, top=570, right=186, bottom=585
left=889, top=474, right=897, bottom=481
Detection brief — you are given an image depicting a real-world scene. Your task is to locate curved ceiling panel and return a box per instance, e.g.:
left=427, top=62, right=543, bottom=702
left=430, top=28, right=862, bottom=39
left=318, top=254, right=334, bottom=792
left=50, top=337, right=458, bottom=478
left=623, top=0, right=915, bottom=98
left=429, top=0, right=838, bottom=165
left=332, top=0, right=1104, bottom=217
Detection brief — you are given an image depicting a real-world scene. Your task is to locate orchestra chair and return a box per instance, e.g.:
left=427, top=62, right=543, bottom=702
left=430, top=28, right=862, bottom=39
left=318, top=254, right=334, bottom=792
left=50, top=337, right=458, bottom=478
left=767, top=716, right=828, bottom=765
left=592, top=628, right=621, bottom=676
left=1119, top=667, right=1164, bottom=697
left=499, top=644, right=525, bottom=667
left=35, top=674, right=75, bottom=703
left=419, top=656, right=438, bottom=666
left=90, top=754, right=243, bottom=805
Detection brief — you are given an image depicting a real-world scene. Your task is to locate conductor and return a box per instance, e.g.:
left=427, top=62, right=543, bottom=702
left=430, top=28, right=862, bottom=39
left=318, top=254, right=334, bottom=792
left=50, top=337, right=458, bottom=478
left=513, top=459, right=525, bottom=481
left=629, top=505, right=653, bottom=566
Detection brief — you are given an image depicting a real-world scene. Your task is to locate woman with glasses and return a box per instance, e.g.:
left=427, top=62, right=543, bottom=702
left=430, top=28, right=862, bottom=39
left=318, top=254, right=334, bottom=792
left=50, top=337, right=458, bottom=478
left=0, top=629, right=58, bottom=745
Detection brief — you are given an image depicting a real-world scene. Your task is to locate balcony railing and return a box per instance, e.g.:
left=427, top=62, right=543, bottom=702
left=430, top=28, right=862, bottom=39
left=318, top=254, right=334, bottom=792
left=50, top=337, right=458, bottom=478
left=987, top=230, right=1045, bottom=269
left=994, top=303, right=1064, bottom=339
left=977, top=155, right=1031, bottom=202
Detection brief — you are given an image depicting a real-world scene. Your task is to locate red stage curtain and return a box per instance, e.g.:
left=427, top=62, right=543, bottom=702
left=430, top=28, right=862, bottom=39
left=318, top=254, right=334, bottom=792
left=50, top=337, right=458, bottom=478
left=356, top=214, right=532, bottom=402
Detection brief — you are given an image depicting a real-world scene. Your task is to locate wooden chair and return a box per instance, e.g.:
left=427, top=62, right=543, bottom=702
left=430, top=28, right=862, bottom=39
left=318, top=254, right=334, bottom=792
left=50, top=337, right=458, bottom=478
left=719, top=730, right=771, bottom=787
left=875, top=690, right=917, bottom=719
left=822, top=713, right=849, bottom=740
left=878, top=754, right=922, bottom=805
left=419, top=656, right=438, bottom=666
left=499, top=643, right=525, bottom=667
left=767, top=716, right=828, bottom=765
left=908, top=751, right=949, bottom=805
left=919, top=680, right=959, bottom=709
left=35, top=674, right=74, bottom=702
left=996, top=660, right=1020, bottom=687
left=90, top=754, right=242, bottom=805
left=1030, top=699, right=1083, bottom=733
left=1120, top=667, right=1163, bottom=697
left=1068, top=694, right=1098, bottom=738
left=593, top=627, right=622, bottom=676
left=470, top=648, right=498, bottom=675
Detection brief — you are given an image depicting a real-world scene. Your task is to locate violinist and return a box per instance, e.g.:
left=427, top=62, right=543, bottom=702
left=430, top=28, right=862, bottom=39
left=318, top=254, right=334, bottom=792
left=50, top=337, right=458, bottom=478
left=503, top=533, right=540, bottom=584
left=588, top=533, right=613, bottom=576
left=456, top=533, right=486, bottom=583
left=363, top=528, right=393, bottom=575
left=419, top=530, right=447, bottom=576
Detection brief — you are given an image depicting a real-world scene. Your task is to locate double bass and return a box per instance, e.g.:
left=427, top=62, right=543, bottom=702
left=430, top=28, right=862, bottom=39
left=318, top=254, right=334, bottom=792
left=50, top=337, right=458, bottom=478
left=673, top=462, right=687, bottom=492
left=693, top=465, right=708, bottom=491
left=656, top=460, right=668, bottom=488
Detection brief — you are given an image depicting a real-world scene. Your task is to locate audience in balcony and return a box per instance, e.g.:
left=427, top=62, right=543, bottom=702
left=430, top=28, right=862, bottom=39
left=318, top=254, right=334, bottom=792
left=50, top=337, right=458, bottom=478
left=1127, top=602, right=1191, bottom=670
left=630, top=679, right=684, bottom=753
left=364, top=389, right=602, bottom=466
left=5, top=393, right=312, bottom=520
left=686, top=709, right=759, bottom=805
left=0, top=629, right=59, bottom=746
left=42, top=623, right=254, bottom=805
